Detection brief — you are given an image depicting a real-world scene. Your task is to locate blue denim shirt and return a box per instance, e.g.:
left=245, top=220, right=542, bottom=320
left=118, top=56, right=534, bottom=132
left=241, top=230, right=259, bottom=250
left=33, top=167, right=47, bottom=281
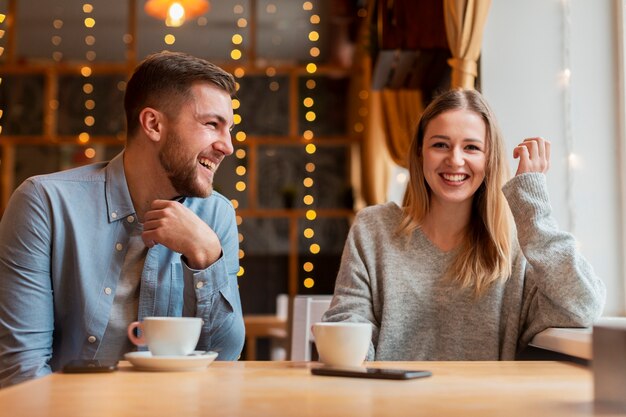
left=0, top=152, right=245, bottom=387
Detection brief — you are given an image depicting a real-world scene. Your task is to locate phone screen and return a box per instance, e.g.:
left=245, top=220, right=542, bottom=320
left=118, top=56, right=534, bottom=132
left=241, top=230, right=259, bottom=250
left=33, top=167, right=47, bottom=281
left=63, top=359, right=118, bottom=373
left=311, top=366, right=432, bottom=380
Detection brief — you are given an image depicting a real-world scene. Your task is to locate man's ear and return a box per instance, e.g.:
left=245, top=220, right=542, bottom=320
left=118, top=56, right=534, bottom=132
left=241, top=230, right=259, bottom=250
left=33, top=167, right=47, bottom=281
left=139, top=107, right=164, bottom=143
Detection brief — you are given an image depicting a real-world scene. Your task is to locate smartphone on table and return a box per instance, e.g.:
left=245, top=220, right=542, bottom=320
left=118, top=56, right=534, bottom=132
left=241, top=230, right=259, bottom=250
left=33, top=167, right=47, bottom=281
left=311, top=366, right=431, bottom=380
left=63, top=359, right=118, bottom=373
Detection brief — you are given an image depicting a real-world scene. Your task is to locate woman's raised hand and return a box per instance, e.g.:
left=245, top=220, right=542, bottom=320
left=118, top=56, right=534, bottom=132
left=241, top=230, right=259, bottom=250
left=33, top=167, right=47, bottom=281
left=513, top=137, right=551, bottom=176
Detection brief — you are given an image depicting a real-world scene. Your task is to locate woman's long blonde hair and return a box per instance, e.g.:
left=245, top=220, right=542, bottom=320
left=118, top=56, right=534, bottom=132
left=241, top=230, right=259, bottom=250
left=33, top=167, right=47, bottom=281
left=399, top=89, right=512, bottom=296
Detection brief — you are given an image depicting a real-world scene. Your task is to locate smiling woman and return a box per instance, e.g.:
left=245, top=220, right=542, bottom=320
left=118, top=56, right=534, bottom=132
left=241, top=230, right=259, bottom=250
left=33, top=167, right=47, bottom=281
left=322, top=88, right=606, bottom=362
left=420, top=109, right=487, bottom=217
left=400, top=89, right=511, bottom=293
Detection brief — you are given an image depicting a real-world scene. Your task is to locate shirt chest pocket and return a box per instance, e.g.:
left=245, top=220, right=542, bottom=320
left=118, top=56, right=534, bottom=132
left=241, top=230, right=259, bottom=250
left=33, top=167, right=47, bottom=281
left=167, top=263, right=184, bottom=316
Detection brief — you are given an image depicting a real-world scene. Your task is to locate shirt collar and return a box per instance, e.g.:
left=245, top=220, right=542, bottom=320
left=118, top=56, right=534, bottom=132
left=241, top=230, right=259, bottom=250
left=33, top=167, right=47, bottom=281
left=105, top=151, right=136, bottom=223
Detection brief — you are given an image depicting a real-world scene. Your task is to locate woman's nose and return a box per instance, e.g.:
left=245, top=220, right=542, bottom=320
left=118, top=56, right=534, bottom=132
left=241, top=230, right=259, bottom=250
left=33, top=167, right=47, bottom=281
left=446, top=147, right=464, bottom=166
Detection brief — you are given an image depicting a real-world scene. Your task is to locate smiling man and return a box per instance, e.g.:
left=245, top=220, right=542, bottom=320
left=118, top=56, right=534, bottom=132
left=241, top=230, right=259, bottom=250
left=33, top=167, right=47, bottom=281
left=0, top=52, right=245, bottom=387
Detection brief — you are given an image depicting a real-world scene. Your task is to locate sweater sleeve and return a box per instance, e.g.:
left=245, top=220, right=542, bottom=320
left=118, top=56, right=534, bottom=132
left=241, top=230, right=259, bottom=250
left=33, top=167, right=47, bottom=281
left=503, top=173, right=606, bottom=347
left=322, top=211, right=379, bottom=360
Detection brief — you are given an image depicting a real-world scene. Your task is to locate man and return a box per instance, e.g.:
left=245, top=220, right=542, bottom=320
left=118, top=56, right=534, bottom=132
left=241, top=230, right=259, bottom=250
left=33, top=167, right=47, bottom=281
left=0, top=51, right=245, bottom=387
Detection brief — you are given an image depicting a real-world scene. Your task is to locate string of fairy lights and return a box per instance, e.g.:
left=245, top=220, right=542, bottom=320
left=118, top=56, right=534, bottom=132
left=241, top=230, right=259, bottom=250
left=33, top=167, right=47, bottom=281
left=301, top=0, right=319, bottom=290
left=48, top=3, right=100, bottom=161
left=231, top=3, right=247, bottom=280
left=560, top=0, right=576, bottom=235
left=80, top=3, right=98, bottom=160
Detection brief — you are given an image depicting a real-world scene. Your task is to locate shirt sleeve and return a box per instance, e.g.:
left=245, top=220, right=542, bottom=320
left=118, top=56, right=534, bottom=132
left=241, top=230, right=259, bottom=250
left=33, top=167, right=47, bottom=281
left=0, top=180, right=54, bottom=387
left=180, top=197, right=245, bottom=360
left=503, top=173, right=606, bottom=347
left=321, top=212, right=378, bottom=360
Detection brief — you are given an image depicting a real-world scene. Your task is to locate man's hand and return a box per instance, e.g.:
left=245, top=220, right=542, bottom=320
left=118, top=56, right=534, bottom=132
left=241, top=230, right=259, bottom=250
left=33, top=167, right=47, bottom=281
left=513, top=137, right=551, bottom=176
left=142, top=199, right=222, bottom=269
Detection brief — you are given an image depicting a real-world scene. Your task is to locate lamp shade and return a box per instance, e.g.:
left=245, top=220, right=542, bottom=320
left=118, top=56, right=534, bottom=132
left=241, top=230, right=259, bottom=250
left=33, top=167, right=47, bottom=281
left=145, top=0, right=210, bottom=27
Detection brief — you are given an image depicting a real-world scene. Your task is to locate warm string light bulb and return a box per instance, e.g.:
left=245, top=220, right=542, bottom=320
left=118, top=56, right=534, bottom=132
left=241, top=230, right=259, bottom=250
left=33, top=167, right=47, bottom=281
left=301, top=0, right=319, bottom=290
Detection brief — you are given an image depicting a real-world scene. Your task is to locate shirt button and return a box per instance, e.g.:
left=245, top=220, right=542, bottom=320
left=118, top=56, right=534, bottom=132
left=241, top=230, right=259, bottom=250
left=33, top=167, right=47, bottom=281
left=104, top=287, right=112, bottom=295
left=196, top=281, right=204, bottom=289
left=111, top=212, right=118, bottom=219
left=88, top=336, right=97, bottom=343
left=127, top=215, right=135, bottom=223
left=115, top=243, right=123, bottom=251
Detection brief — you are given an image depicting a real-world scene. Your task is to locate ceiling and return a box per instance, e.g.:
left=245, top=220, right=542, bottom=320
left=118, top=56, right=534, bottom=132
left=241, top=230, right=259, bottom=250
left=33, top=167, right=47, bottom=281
left=2, top=0, right=337, bottom=66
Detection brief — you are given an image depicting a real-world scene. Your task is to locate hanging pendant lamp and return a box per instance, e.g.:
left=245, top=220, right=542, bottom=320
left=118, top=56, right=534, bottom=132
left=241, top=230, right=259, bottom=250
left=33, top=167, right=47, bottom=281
left=144, top=0, right=210, bottom=27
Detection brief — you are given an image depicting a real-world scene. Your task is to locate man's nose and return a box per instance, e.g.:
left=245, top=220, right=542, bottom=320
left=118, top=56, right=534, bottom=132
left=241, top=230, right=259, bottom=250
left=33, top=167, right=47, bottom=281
left=217, top=131, right=234, bottom=156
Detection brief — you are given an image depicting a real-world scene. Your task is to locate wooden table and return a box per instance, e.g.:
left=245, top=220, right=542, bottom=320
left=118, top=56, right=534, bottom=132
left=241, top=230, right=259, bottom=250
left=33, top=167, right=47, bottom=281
left=0, top=361, right=621, bottom=417
left=529, top=318, right=626, bottom=361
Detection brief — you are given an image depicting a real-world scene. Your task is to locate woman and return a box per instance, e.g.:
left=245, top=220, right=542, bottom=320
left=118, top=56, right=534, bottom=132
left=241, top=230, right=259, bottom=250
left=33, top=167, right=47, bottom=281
left=322, top=89, right=605, bottom=360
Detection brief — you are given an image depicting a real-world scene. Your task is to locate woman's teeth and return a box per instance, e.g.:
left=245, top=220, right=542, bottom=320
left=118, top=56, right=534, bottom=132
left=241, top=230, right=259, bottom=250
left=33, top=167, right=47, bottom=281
left=442, top=173, right=467, bottom=182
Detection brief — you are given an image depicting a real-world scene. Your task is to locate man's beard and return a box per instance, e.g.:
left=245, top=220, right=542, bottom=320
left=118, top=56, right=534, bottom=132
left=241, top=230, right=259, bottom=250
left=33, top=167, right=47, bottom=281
left=158, top=131, right=213, bottom=198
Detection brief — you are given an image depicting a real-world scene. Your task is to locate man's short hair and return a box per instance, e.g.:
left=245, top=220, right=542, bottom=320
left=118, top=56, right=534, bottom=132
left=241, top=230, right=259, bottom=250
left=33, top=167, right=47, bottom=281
left=124, top=51, right=236, bottom=138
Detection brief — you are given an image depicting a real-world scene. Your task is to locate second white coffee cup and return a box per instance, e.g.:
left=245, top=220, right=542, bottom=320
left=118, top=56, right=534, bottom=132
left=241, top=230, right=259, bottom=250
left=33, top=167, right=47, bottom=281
left=312, top=322, right=372, bottom=367
left=127, top=317, right=202, bottom=356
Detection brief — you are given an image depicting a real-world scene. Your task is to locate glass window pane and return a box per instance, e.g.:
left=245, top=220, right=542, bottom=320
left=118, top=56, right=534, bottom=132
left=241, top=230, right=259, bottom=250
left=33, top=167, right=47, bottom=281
left=236, top=75, right=289, bottom=136
left=238, top=217, right=289, bottom=314
left=57, top=74, right=126, bottom=136
left=257, top=0, right=330, bottom=64
left=299, top=75, right=349, bottom=136
left=16, top=0, right=128, bottom=62
left=240, top=217, right=290, bottom=255
left=297, top=217, right=350, bottom=295
left=257, top=144, right=350, bottom=209
left=0, top=75, right=44, bottom=135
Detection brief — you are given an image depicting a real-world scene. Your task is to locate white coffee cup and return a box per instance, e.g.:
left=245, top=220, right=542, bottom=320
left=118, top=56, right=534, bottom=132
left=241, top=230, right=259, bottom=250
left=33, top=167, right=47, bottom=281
left=127, top=317, right=202, bottom=356
left=312, top=322, right=372, bottom=367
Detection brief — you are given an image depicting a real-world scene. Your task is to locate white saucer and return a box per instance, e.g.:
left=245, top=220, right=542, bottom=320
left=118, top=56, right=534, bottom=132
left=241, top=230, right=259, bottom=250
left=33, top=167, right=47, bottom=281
left=124, top=351, right=218, bottom=372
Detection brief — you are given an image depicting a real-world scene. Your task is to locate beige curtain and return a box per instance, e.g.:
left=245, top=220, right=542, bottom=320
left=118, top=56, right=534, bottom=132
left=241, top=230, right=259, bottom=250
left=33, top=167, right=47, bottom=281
left=361, top=91, right=392, bottom=206
left=360, top=89, right=422, bottom=206
left=380, top=89, right=423, bottom=168
left=444, top=0, right=492, bottom=89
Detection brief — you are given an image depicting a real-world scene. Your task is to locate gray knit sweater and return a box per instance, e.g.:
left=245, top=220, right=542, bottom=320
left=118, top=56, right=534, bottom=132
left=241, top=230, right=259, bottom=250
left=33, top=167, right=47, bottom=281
left=322, top=173, right=606, bottom=360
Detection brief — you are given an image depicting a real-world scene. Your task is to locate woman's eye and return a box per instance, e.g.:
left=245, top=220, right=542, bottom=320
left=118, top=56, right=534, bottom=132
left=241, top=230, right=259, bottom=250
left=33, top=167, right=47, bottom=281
left=466, top=145, right=481, bottom=151
left=433, top=142, right=447, bottom=148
